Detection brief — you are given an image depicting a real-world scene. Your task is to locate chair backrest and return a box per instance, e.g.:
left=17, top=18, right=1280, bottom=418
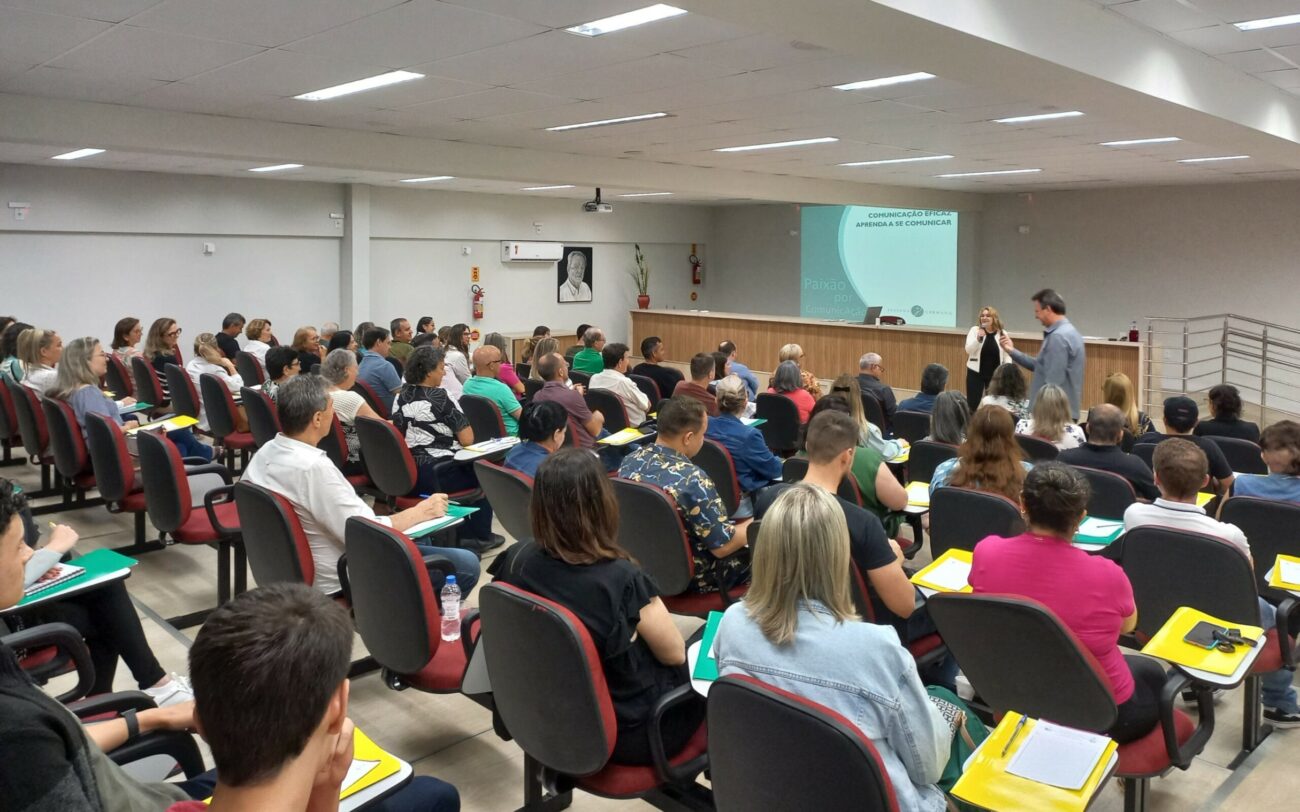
left=929, top=487, right=1025, bottom=559
left=136, top=429, right=193, bottom=532
left=755, top=393, right=800, bottom=454
left=514, top=362, right=531, bottom=380
left=708, top=674, right=900, bottom=812
left=84, top=413, right=135, bottom=503
left=907, top=440, right=958, bottom=485
left=130, top=356, right=167, bottom=406
left=1015, top=433, right=1059, bottom=462
left=234, top=481, right=314, bottom=587
left=891, top=410, right=930, bottom=444
left=1073, top=466, right=1137, bottom=520
left=459, top=394, right=507, bottom=441
left=5, top=378, right=48, bottom=459
left=241, top=387, right=280, bottom=448
left=344, top=517, right=440, bottom=675
left=480, top=583, right=615, bottom=776
left=40, top=398, right=91, bottom=480
left=355, top=416, right=418, bottom=499
left=1133, top=442, right=1157, bottom=469
left=583, top=388, right=629, bottom=434
left=610, top=478, right=696, bottom=595
left=473, top=460, right=533, bottom=541
left=629, top=373, right=661, bottom=405
left=568, top=369, right=591, bottom=388
left=164, top=364, right=200, bottom=419
left=522, top=377, right=544, bottom=401
left=1219, top=496, right=1300, bottom=602
left=198, top=373, right=240, bottom=440
left=779, top=457, right=859, bottom=506
left=0, top=380, right=17, bottom=442
left=234, top=351, right=265, bottom=385
left=1121, top=525, right=1261, bottom=640
left=860, top=393, right=888, bottom=435
left=693, top=439, right=741, bottom=515
left=351, top=379, right=391, bottom=420
left=105, top=355, right=134, bottom=399
left=1205, top=436, right=1267, bottom=475
left=316, top=415, right=350, bottom=473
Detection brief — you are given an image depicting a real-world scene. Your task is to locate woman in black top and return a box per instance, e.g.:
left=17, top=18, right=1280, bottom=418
left=964, top=306, right=1010, bottom=410
left=144, top=316, right=182, bottom=376
left=1195, top=384, right=1261, bottom=443
left=490, top=448, right=703, bottom=765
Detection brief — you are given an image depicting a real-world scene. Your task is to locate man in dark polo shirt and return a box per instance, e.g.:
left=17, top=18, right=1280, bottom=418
left=1136, top=396, right=1235, bottom=496
left=672, top=353, right=720, bottom=416
left=632, top=335, right=684, bottom=401
left=1059, top=404, right=1159, bottom=500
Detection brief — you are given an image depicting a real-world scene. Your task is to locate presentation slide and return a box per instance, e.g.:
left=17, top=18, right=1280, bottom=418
left=800, top=205, right=958, bottom=326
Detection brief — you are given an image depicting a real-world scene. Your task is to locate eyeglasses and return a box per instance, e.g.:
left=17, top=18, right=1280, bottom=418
left=166, top=329, right=182, bottom=337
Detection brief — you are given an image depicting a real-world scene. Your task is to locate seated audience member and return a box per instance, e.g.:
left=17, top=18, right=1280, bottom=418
left=808, top=398, right=909, bottom=537
left=1, top=321, right=33, bottom=381
left=319, top=321, right=339, bottom=344
left=490, top=450, right=704, bottom=763
left=291, top=326, right=325, bottom=375
left=358, top=327, right=404, bottom=411
left=326, top=329, right=356, bottom=354
left=355, top=321, right=376, bottom=342
left=1123, top=440, right=1300, bottom=727
left=215, top=312, right=244, bottom=360
left=719, top=340, right=760, bottom=399
left=980, top=362, right=1030, bottom=421
left=111, top=317, right=142, bottom=364
left=971, top=463, right=1162, bottom=744
left=1103, top=372, right=1154, bottom=437
left=320, top=348, right=379, bottom=474
left=242, top=375, right=480, bottom=595
left=186, top=333, right=248, bottom=433
left=674, top=353, right=722, bottom=417
left=444, top=324, right=472, bottom=384
left=632, top=335, right=684, bottom=398
left=898, top=363, right=948, bottom=414
left=527, top=338, right=562, bottom=382
left=716, top=484, right=956, bottom=811
left=389, top=317, right=415, bottom=363
left=435, top=324, right=451, bottom=347
left=533, top=353, right=604, bottom=449
left=775, top=343, right=822, bottom=402
left=857, top=352, right=898, bottom=426
left=706, top=375, right=782, bottom=517
left=1137, top=396, right=1234, bottom=495
left=591, top=342, right=652, bottom=425
left=1058, top=404, right=1159, bottom=501
left=483, top=332, right=525, bottom=396
left=565, top=323, right=591, bottom=360
left=242, top=318, right=274, bottom=367
left=18, top=327, right=62, bottom=395
left=412, top=332, right=439, bottom=350
left=830, top=373, right=902, bottom=458
left=571, top=327, right=607, bottom=375
left=619, top=397, right=751, bottom=592
left=504, top=401, right=568, bottom=478
left=393, top=347, right=500, bottom=552
left=711, top=351, right=731, bottom=384
left=181, top=583, right=461, bottom=812
left=1231, top=420, right=1300, bottom=503
left=519, top=325, right=550, bottom=364
left=462, top=345, right=522, bottom=435
left=926, top=391, right=970, bottom=446
left=1195, top=384, right=1260, bottom=443
left=262, top=346, right=300, bottom=402
left=931, top=405, right=1033, bottom=499
left=1016, top=383, right=1085, bottom=450
left=146, top=318, right=183, bottom=380
left=767, top=360, right=814, bottom=423
left=416, top=316, right=435, bottom=336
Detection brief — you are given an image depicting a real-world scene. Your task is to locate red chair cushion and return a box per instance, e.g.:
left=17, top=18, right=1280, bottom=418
left=171, top=501, right=240, bottom=543
left=577, top=723, right=708, bottom=798
left=1249, top=628, right=1288, bottom=675
left=220, top=432, right=256, bottom=450
left=1116, top=708, right=1195, bottom=777
left=119, top=491, right=147, bottom=513
left=663, top=585, right=749, bottom=617
left=19, top=646, right=61, bottom=671
left=404, top=610, right=476, bottom=693
left=72, top=472, right=96, bottom=490
left=347, top=474, right=372, bottom=489
left=905, top=634, right=945, bottom=659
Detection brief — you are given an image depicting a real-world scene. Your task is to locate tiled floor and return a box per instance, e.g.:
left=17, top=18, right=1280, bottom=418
left=12, top=455, right=1299, bottom=810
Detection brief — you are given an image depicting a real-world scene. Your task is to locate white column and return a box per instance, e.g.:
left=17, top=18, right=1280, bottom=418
left=340, top=184, right=371, bottom=327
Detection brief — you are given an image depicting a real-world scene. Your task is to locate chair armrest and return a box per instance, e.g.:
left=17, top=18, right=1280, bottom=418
left=68, top=690, right=157, bottom=719
left=1159, top=668, right=1214, bottom=768
left=182, top=463, right=234, bottom=484
left=180, top=456, right=211, bottom=467
left=1275, top=597, right=1298, bottom=669
left=422, top=553, right=457, bottom=580
left=460, top=608, right=481, bottom=666
left=337, top=554, right=352, bottom=608
left=203, top=484, right=238, bottom=536
left=1, top=623, right=94, bottom=704
left=647, top=682, right=708, bottom=785
left=108, top=729, right=206, bottom=779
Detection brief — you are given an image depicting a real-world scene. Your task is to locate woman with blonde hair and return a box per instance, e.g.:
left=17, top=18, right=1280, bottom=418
left=242, top=318, right=274, bottom=368
left=184, top=333, right=247, bottom=433
left=714, top=483, right=954, bottom=811
left=144, top=317, right=183, bottom=379
left=828, top=373, right=902, bottom=459
left=290, top=325, right=324, bottom=374
left=964, top=305, right=1011, bottom=409
left=1017, top=383, right=1085, bottom=450
left=1102, top=372, right=1153, bottom=437
left=17, top=328, right=62, bottom=395
left=528, top=337, right=562, bottom=382
left=774, top=343, right=822, bottom=401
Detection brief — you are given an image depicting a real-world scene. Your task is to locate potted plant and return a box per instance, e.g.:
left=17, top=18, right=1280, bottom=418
left=629, top=243, right=651, bottom=309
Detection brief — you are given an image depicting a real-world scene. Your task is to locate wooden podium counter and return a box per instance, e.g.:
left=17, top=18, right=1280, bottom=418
left=629, top=309, right=1144, bottom=409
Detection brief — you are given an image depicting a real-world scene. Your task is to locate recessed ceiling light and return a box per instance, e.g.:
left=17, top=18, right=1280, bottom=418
left=1099, top=137, right=1181, bottom=147
left=618, top=192, right=673, bottom=197
left=294, top=70, right=424, bottom=101
left=520, top=185, right=576, bottom=191
left=546, top=112, right=668, bottom=132
left=248, top=163, right=303, bottom=173
left=936, top=168, right=1042, bottom=178
left=399, top=176, right=455, bottom=183
left=833, top=72, right=936, bottom=91
left=839, top=154, right=953, bottom=167
left=51, top=148, right=105, bottom=160
left=1234, top=14, right=1300, bottom=31
left=567, top=4, right=686, bottom=36
left=993, top=111, right=1084, bottom=124
left=715, top=137, right=838, bottom=153
left=1178, top=155, right=1250, bottom=163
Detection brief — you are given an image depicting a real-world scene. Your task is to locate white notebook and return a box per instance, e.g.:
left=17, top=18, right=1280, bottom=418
left=1006, top=720, right=1111, bottom=790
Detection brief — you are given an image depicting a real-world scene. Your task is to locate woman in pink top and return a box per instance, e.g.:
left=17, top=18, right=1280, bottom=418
left=484, top=332, right=525, bottom=397
left=969, top=462, right=1162, bottom=744
left=769, top=360, right=815, bottom=423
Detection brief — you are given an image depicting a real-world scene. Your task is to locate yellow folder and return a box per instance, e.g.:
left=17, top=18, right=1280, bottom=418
left=906, top=481, right=931, bottom=507
left=1268, top=554, right=1300, bottom=592
left=910, top=548, right=973, bottom=594
left=340, top=727, right=404, bottom=799
left=125, top=414, right=199, bottom=434
left=1194, top=492, right=1213, bottom=509
left=1139, top=606, right=1263, bottom=676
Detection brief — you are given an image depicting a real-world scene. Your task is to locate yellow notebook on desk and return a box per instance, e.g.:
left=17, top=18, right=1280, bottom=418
left=1195, top=492, right=1214, bottom=508
left=906, top=481, right=931, bottom=507
left=125, top=414, right=199, bottom=434
left=599, top=427, right=649, bottom=446
left=1268, top=554, right=1300, bottom=591
left=1140, top=606, right=1263, bottom=676
left=201, top=727, right=401, bottom=804
left=910, top=549, right=973, bottom=594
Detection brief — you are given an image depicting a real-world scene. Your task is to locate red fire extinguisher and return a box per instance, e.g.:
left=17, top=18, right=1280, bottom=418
left=690, top=253, right=702, bottom=285
left=471, top=284, right=485, bottom=320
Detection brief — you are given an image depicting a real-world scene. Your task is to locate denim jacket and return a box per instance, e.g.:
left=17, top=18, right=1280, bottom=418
left=714, top=600, right=949, bottom=812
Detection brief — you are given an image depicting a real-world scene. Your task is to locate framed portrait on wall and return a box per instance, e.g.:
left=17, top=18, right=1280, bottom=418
left=557, top=246, right=593, bottom=303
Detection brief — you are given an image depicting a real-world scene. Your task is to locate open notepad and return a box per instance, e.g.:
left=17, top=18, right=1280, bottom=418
left=125, top=414, right=198, bottom=434
left=405, top=505, right=480, bottom=539
left=910, top=549, right=973, bottom=594
left=1073, top=517, right=1124, bottom=546
left=905, top=481, right=931, bottom=507
left=599, top=427, right=652, bottom=446
left=1271, top=555, right=1300, bottom=590
left=1006, top=720, right=1112, bottom=790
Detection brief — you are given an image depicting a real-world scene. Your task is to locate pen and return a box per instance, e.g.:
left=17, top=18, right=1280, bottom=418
left=1000, top=715, right=1028, bottom=757
left=417, top=495, right=460, bottom=506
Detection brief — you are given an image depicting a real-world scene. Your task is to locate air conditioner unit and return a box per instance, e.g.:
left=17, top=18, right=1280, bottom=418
left=500, top=241, right=564, bottom=263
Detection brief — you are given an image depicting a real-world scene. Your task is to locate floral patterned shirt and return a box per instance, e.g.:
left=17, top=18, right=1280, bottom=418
left=392, top=384, right=469, bottom=464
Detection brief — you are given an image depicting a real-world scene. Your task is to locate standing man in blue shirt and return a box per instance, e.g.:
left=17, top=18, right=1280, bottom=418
left=1000, top=289, right=1086, bottom=419
left=357, top=327, right=403, bottom=412
left=718, top=340, right=759, bottom=399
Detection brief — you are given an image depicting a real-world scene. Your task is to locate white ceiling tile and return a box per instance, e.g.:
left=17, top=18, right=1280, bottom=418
left=1165, top=24, right=1259, bottom=55
left=1111, top=0, right=1221, bottom=32
left=670, top=35, right=833, bottom=73
left=593, top=12, right=751, bottom=52
left=49, top=26, right=264, bottom=81
left=599, top=71, right=822, bottom=116
left=1189, top=0, right=1300, bottom=23
left=0, top=8, right=112, bottom=65
left=754, top=56, right=924, bottom=88
left=0, top=65, right=168, bottom=103
left=126, top=81, right=281, bottom=115
left=402, top=88, right=582, bottom=120
left=416, top=30, right=654, bottom=87
left=1266, top=43, right=1300, bottom=65
left=1256, top=67, right=1300, bottom=87
left=128, top=0, right=409, bottom=48
left=511, top=54, right=737, bottom=100
left=436, top=0, right=647, bottom=29
left=181, top=49, right=397, bottom=98
left=1214, top=48, right=1292, bottom=72
left=0, top=0, right=163, bottom=23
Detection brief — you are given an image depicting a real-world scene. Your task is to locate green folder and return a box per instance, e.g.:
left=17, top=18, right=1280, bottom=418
left=1073, top=517, right=1125, bottom=546
left=18, top=548, right=138, bottom=607
left=692, top=610, right=726, bottom=682
left=407, top=505, right=480, bottom=539
left=118, top=401, right=153, bottom=414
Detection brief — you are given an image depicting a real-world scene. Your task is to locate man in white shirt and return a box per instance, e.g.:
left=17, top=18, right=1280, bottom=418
left=589, top=342, right=651, bottom=425
left=241, top=375, right=480, bottom=598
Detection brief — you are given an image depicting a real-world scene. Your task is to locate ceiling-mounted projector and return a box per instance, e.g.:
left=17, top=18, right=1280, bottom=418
left=583, top=187, right=613, bottom=213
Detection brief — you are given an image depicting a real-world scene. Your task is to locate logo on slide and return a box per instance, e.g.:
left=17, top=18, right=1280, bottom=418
left=911, top=305, right=925, bottom=317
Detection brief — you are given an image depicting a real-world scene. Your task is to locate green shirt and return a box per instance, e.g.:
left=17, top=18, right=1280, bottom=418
left=389, top=341, right=414, bottom=362
left=462, top=375, right=522, bottom=435
left=850, top=445, right=902, bottom=537
left=571, top=348, right=604, bottom=375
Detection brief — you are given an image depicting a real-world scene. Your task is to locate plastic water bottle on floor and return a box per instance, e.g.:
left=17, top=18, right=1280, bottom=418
left=440, top=576, right=461, bottom=642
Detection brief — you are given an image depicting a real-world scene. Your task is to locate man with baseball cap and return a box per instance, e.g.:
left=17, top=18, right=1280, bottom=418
left=1136, top=395, right=1235, bottom=496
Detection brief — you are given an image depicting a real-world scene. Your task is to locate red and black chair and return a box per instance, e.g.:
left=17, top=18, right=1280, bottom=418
left=104, top=355, right=134, bottom=400
left=317, top=414, right=372, bottom=493
left=460, top=394, right=507, bottom=441
left=0, top=381, right=24, bottom=466
left=473, top=460, right=533, bottom=542
left=905, top=440, right=957, bottom=486
left=1133, top=443, right=1158, bottom=470
left=1015, top=433, right=1059, bottom=462
left=4, top=377, right=59, bottom=502
left=890, top=410, right=930, bottom=444
left=1206, top=436, right=1267, bottom=475
left=129, top=356, right=169, bottom=412
left=354, top=416, right=481, bottom=509
left=1219, top=496, right=1300, bottom=604
left=84, top=413, right=165, bottom=554
left=1074, top=465, right=1138, bottom=520
left=199, top=373, right=254, bottom=469
left=240, top=386, right=280, bottom=449
left=568, top=369, right=591, bottom=388
left=522, top=377, right=544, bottom=402
left=692, top=439, right=742, bottom=517
left=709, top=674, right=900, bottom=812
left=928, top=592, right=1214, bottom=812
left=136, top=429, right=244, bottom=628
left=843, top=553, right=946, bottom=672
left=860, top=393, right=889, bottom=438
left=232, top=481, right=317, bottom=591
left=234, top=351, right=265, bottom=386
left=41, top=397, right=105, bottom=511
left=584, top=388, right=630, bottom=434
left=352, top=379, right=391, bottom=420
left=928, top=487, right=1024, bottom=560
left=163, top=363, right=202, bottom=422
left=629, top=373, right=662, bottom=406
left=755, top=393, right=800, bottom=456
left=479, top=583, right=709, bottom=810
